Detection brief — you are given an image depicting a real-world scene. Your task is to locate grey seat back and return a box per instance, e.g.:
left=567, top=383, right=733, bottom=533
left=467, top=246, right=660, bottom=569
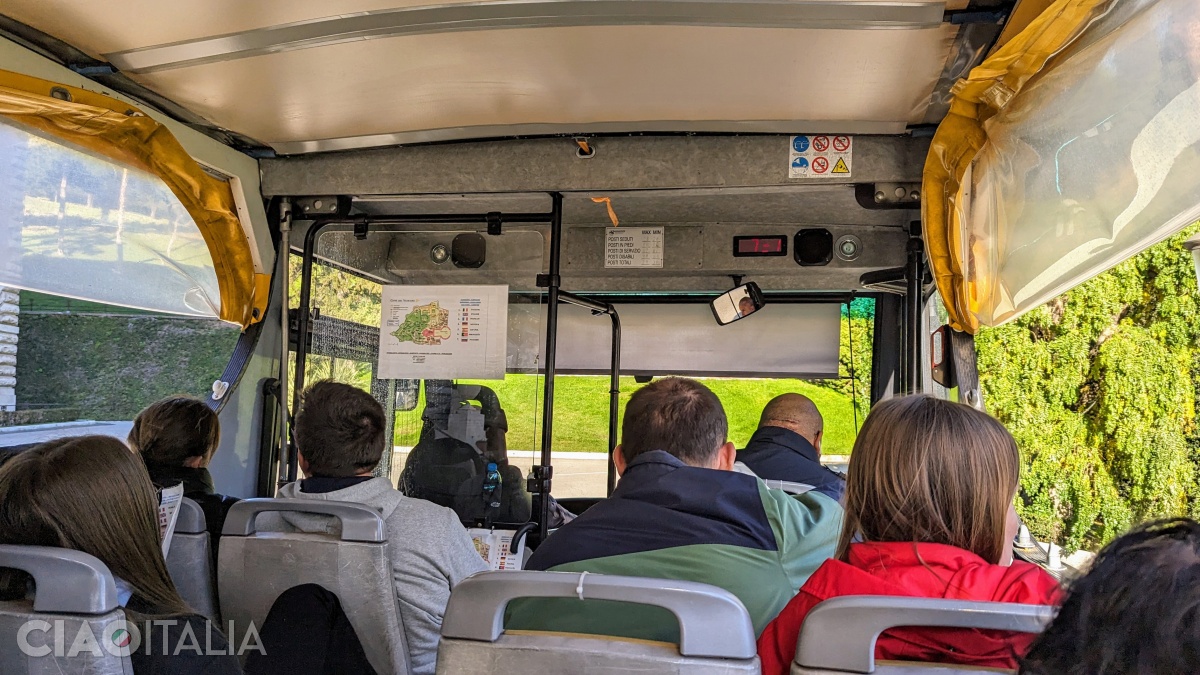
left=0, top=545, right=134, bottom=675
left=165, top=497, right=219, bottom=622
left=437, top=570, right=761, bottom=674
left=792, top=596, right=1054, bottom=675
left=218, top=498, right=410, bottom=675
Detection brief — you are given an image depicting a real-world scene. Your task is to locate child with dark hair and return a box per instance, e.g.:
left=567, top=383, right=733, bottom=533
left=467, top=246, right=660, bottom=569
left=129, top=396, right=239, bottom=545
left=1020, top=518, right=1200, bottom=675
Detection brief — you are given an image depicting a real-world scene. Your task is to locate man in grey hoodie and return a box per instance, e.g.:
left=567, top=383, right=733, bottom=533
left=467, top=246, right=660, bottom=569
left=258, top=380, right=487, bottom=675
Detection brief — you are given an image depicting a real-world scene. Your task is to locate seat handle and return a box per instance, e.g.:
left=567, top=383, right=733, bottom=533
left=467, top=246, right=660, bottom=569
left=795, top=596, right=1055, bottom=672
left=221, top=498, right=386, bottom=542
left=174, top=497, right=208, bottom=534
left=441, top=570, right=757, bottom=660
left=0, top=545, right=119, bottom=615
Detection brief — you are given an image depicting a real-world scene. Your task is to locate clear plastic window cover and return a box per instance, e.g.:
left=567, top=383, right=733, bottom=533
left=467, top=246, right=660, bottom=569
left=0, top=118, right=222, bottom=317
left=963, top=0, right=1200, bottom=327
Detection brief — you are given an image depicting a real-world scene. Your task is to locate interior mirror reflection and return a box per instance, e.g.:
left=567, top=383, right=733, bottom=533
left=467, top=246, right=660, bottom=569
left=710, top=282, right=766, bottom=326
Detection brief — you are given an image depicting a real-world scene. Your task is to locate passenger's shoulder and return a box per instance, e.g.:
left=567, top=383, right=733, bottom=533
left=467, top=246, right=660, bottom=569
left=997, top=560, right=1062, bottom=602
left=389, top=492, right=469, bottom=532
left=759, top=481, right=842, bottom=513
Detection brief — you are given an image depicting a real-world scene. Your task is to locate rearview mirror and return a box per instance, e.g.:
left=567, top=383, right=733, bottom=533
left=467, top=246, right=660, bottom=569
left=710, top=282, right=765, bottom=326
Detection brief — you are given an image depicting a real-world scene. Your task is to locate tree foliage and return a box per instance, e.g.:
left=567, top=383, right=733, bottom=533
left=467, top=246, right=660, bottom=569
left=978, top=225, right=1200, bottom=551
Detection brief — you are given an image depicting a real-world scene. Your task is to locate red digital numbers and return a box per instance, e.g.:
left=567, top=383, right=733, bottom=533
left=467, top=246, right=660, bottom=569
left=734, top=236, right=785, bottom=256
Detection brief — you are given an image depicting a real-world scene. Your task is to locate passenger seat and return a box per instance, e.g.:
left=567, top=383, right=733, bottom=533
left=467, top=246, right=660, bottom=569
left=218, top=498, right=410, bottom=674
left=0, top=544, right=134, bottom=675
left=437, top=570, right=761, bottom=674
left=791, top=596, right=1053, bottom=674
left=165, top=497, right=219, bottom=622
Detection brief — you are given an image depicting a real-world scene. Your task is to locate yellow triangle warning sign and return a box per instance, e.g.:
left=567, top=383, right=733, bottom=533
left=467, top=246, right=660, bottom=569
left=832, top=157, right=851, bottom=174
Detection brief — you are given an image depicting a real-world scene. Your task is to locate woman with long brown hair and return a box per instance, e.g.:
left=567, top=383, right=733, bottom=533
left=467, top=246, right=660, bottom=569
left=757, top=395, right=1059, bottom=674
left=0, top=435, right=242, bottom=674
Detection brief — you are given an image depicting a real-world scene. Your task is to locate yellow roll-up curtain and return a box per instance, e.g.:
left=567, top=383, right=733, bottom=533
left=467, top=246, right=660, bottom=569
left=922, top=0, right=1112, bottom=333
left=0, top=69, right=268, bottom=328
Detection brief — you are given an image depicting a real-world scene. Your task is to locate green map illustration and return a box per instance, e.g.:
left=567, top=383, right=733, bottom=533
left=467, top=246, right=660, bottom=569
left=391, top=302, right=452, bottom=345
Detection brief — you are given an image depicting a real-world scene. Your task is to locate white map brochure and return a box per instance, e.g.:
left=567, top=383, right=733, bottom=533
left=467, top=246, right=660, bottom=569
left=468, top=528, right=525, bottom=571
left=158, top=483, right=184, bottom=558
left=378, top=285, right=508, bottom=380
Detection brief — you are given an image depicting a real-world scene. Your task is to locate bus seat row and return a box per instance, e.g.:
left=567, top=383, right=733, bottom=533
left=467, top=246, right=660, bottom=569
left=0, top=544, right=133, bottom=675
left=2, top=500, right=1054, bottom=675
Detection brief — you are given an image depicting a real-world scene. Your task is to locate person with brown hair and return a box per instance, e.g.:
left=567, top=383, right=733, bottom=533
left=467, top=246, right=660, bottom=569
left=129, top=396, right=239, bottom=543
left=0, top=435, right=242, bottom=674
left=757, top=395, right=1060, bottom=674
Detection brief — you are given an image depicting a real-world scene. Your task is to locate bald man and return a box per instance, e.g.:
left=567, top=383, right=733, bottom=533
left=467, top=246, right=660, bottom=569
left=738, top=393, right=845, bottom=500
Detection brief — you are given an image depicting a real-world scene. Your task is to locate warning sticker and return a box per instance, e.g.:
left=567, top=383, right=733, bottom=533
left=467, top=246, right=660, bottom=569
left=789, top=135, right=853, bottom=179
left=605, top=227, right=664, bottom=268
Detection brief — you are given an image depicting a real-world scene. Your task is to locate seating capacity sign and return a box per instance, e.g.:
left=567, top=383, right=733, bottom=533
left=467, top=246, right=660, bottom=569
left=378, top=285, right=508, bottom=380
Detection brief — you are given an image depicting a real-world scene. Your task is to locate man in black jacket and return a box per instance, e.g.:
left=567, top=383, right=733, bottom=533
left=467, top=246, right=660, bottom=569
left=738, top=393, right=844, bottom=501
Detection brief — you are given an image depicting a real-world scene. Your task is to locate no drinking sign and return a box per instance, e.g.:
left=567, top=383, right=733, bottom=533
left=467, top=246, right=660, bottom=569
left=789, top=135, right=853, bottom=179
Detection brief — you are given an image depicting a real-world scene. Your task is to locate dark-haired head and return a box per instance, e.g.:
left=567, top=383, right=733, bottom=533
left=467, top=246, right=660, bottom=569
left=0, top=435, right=191, bottom=619
left=1020, top=518, right=1200, bottom=675
left=616, top=377, right=735, bottom=472
left=295, top=381, right=386, bottom=477
left=129, top=396, right=220, bottom=468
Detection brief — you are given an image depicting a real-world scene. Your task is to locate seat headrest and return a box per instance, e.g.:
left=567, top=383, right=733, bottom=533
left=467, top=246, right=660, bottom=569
left=795, top=595, right=1054, bottom=673
left=442, top=570, right=757, bottom=660
left=174, top=497, right=207, bottom=534
left=222, top=498, right=386, bottom=542
left=0, top=545, right=119, bottom=615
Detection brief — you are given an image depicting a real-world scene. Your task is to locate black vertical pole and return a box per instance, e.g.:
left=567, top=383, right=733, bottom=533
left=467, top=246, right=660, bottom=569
left=607, top=311, right=622, bottom=496
left=288, top=221, right=325, bottom=482
left=537, top=193, right=564, bottom=541
left=904, top=236, right=925, bottom=395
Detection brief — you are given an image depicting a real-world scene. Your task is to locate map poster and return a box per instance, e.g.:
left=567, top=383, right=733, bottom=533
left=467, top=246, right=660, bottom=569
left=378, top=285, right=509, bottom=380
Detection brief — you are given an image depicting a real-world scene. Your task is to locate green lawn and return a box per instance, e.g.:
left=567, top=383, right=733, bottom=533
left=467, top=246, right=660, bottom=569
left=394, top=374, right=862, bottom=454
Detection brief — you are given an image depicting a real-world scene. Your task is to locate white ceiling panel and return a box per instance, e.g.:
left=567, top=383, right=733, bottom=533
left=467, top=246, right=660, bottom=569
left=127, top=24, right=953, bottom=151
left=2, top=0, right=955, bottom=151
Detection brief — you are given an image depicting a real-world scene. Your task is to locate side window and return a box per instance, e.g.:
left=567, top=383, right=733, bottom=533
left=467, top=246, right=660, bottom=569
left=0, top=119, right=239, bottom=436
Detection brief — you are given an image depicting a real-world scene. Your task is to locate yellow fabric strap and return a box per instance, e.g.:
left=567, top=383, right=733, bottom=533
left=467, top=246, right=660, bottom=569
left=921, top=0, right=1112, bottom=333
left=0, top=69, right=267, bottom=328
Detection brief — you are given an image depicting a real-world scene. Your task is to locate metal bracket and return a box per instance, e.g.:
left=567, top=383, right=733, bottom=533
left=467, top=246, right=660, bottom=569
left=486, top=211, right=503, bottom=236
left=527, top=464, right=554, bottom=494
left=855, top=183, right=922, bottom=210
left=536, top=274, right=560, bottom=288
left=353, top=219, right=369, bottom=240
left=295, top=195, right=352, bottom=217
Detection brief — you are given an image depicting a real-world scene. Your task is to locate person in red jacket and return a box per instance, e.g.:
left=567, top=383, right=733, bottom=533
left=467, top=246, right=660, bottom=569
left=758, top=394, right=1060, bottom=674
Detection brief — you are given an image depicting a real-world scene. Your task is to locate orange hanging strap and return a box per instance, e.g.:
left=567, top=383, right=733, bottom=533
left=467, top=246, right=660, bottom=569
left=591, top=197, right=619, bottom=226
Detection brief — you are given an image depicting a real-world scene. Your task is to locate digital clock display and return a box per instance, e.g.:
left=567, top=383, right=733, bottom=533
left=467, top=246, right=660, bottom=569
left=733, top=235, right=788, bottom=257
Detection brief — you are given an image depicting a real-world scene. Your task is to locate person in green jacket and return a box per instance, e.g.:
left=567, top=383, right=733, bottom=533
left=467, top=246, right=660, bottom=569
left=510, top=377, right=843, bottom=641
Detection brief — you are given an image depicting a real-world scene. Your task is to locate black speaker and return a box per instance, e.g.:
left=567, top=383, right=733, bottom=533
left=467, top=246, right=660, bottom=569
left=451, top=233, right=486, bottom=268
left=795, top=228, right=833, bottom=266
